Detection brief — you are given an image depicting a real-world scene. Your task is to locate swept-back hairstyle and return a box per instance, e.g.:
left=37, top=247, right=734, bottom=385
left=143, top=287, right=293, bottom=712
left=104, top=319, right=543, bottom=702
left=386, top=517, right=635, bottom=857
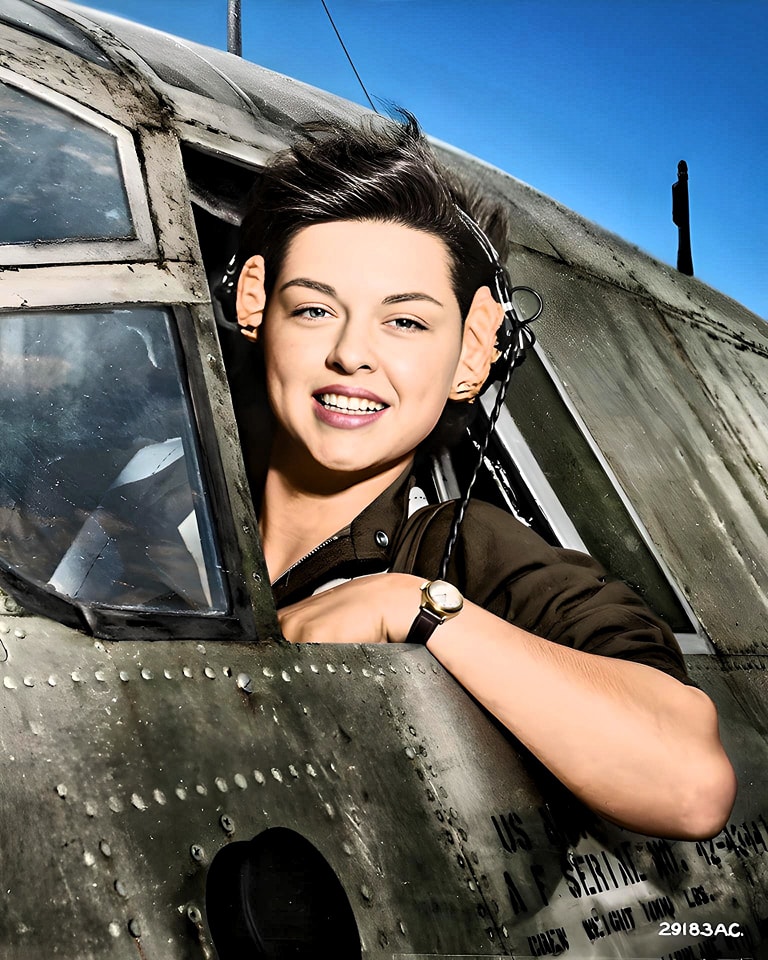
left=236, top=111, right=510, bottom=320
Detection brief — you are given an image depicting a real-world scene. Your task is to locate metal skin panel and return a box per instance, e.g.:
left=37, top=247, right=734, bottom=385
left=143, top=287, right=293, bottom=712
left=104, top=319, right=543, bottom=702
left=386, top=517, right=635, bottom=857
left=1, top=614, right=767, bottom=959
left=0, top=619, right=505, bottom=959
left=433, top=146, right=563, bottom=262
left=500, top=248, right=768, bottom=658
left=82, top=8, right=373, bottom=130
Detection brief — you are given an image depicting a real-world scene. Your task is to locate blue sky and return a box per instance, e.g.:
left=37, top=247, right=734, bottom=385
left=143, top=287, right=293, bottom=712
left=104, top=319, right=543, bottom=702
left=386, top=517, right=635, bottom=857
left=92, top=0, right=766, bottom=320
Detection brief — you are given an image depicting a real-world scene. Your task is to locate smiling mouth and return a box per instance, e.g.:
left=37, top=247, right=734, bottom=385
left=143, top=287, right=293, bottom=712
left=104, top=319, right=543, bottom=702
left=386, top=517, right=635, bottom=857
left=315, top=392, right=388, bottom=414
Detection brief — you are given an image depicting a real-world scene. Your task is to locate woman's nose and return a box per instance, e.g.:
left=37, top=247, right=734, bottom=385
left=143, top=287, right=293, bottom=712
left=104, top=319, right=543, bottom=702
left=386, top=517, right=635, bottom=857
left=325, top=318, right=378, bottom=374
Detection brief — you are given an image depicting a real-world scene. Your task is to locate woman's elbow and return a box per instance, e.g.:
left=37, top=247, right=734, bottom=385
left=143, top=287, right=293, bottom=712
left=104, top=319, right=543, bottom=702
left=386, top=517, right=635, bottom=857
left=679, top=698, right=738, bottom=840
left=674, top=749, right=738, bottom=841
left=667, top=688, right=737, bottom=840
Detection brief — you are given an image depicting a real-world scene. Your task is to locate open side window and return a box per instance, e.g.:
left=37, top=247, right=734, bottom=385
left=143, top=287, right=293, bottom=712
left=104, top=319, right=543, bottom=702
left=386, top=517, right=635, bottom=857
left=181, top=142, right=705, bottom=651
left=182, top=144, right=272, bottom=496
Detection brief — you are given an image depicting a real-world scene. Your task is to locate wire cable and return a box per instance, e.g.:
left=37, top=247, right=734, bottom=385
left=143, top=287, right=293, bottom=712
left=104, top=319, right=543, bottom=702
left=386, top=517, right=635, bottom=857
left=321, top=0, right=379, bottom=113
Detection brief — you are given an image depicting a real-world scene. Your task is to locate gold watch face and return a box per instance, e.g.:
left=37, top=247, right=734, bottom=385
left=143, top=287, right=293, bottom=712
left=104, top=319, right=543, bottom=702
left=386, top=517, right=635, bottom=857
left=425, top=580, right=463, bottom=615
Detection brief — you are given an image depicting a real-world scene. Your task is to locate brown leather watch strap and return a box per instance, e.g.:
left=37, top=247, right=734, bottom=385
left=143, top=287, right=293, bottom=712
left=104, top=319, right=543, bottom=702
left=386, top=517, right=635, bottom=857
left=404, top=607, right=443, bottom=645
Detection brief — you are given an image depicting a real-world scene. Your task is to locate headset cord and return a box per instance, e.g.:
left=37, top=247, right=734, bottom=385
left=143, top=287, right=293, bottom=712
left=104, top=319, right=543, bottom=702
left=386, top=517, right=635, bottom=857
left=438, top=314, right=536, bottom=581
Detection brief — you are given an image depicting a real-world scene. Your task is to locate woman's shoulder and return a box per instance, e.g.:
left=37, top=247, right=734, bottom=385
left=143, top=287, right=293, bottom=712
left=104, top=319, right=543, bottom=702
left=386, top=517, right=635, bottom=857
left=457, top=499, right=608, bottom=574
left=460, top=499, right=557, bottom=551
left=415, top=496, right=576, bottom=561
left=393, top=496, right=594, bottom=591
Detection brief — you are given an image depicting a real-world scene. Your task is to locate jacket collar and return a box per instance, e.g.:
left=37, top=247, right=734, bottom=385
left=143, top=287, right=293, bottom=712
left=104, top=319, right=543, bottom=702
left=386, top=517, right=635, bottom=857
left=270, top=466, right=415, bottom=606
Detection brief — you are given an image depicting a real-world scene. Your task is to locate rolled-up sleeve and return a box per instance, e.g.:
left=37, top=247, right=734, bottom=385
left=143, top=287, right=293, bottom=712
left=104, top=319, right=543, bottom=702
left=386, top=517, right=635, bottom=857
left=409, top=500, right=694, bottom=687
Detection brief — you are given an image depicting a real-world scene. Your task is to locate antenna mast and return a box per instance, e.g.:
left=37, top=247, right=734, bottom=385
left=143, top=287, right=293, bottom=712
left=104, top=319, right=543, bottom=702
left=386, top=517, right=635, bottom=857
left=227, top=0, right=242, bottom=56
left=672, top=160, right=693, bottom=276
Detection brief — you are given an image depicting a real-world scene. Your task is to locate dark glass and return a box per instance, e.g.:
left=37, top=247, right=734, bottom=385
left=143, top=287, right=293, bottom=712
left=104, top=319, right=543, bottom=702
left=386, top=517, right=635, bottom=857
left=0, top=81, right=133, bottom=244
left=0, top=308, right=227, bottom=613
left=504, top=349, right=694, bottom=633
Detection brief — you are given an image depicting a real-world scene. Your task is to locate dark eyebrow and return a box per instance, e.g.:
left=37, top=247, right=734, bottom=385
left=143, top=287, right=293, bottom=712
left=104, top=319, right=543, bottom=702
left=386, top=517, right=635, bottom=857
left=279, top=279, right=444, bottom=309
left=382, top=292, right=444, bottom=307
left=279, top=278, right=337, bottom=296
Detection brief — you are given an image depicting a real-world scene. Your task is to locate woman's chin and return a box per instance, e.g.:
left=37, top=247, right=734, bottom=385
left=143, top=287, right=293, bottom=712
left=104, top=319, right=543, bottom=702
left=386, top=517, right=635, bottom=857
left=288, top=450, right=414, bottom=493
left=313, top=454, right=404, bottom=480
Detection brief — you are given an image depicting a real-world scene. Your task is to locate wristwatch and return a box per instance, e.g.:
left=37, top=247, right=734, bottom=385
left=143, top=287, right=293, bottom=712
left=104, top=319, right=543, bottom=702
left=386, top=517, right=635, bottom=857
left=405, top=579, right=464, bottom=645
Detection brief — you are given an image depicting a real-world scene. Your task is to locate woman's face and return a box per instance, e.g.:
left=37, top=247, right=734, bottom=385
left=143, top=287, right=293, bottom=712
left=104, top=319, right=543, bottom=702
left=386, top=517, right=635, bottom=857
left=261, top=219, right=465, bottom=485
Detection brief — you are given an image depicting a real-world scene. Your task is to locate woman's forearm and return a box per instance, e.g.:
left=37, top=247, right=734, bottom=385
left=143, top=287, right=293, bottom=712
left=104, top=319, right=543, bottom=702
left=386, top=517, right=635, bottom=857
left=425, top=598, right=737, bottom=839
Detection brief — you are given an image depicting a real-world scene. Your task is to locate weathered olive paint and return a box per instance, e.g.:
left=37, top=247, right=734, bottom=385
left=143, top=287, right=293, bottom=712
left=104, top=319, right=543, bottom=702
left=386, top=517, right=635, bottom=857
left=1, top=618, right=766, bottom=958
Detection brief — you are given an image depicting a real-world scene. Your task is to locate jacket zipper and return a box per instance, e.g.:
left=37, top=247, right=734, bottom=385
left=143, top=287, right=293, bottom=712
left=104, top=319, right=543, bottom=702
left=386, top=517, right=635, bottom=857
left=273, top=534, right=340, bottom=586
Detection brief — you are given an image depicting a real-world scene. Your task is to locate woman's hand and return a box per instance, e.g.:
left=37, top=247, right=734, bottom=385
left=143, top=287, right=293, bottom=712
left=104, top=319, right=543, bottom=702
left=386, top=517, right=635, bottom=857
left=277, top=573, right=424, bottom=644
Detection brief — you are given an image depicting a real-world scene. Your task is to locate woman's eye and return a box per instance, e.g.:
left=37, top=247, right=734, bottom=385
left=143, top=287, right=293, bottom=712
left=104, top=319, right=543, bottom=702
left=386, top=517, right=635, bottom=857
left=388, top=316, right=427, bottom=331
left=292, top=306, right=331, bottom=320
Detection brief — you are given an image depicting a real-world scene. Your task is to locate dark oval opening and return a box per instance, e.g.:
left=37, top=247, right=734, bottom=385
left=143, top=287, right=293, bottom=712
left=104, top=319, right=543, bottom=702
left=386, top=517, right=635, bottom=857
left=205, top=827, right=362, bottom=959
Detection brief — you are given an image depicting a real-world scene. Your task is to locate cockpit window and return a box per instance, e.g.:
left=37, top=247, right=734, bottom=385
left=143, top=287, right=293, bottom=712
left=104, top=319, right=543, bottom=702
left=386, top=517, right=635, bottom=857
left=0, top=307, right=227, bottom=614
left=0, top=80, right=133, bottom=244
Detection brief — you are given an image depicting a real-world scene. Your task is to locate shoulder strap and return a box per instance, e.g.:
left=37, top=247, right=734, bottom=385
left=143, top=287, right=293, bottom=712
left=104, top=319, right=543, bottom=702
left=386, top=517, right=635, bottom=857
left=389, top=501, right=456, bottom=579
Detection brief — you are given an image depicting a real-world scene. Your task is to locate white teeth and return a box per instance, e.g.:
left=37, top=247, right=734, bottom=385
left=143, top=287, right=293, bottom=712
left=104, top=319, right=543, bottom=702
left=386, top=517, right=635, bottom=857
left=318, top=393, right=386, bottom=413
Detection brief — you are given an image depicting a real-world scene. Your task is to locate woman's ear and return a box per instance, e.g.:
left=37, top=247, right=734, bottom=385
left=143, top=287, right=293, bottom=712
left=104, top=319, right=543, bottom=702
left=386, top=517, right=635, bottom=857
left=236, top=255, right=267, bottom=342
left=449, top=286, right=504, bottom=402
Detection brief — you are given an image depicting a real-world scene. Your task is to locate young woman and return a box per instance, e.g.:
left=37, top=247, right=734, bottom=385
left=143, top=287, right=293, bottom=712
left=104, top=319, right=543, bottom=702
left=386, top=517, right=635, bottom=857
left=233, top=114, right=736, bottom=840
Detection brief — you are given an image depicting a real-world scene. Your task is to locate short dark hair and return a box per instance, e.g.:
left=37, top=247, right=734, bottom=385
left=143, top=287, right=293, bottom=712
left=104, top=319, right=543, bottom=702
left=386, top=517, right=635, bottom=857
left=237, top=112, right=510, bottom=319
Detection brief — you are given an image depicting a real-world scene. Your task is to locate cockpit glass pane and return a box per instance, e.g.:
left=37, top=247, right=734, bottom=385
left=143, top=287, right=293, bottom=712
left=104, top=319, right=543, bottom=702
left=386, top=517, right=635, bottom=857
left=0, top=308, right=228, bottom=614
left=0, top=81, right=133, bottom=244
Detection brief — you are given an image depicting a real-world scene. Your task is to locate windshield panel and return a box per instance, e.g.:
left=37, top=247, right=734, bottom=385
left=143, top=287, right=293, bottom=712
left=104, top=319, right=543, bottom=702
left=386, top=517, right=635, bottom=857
left=0, top=307, right=227, bottom=613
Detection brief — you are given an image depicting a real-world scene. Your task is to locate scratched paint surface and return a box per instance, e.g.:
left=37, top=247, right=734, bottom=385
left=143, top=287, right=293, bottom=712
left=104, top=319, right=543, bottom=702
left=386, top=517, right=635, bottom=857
left=1, top=620, right=766, bottom=958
